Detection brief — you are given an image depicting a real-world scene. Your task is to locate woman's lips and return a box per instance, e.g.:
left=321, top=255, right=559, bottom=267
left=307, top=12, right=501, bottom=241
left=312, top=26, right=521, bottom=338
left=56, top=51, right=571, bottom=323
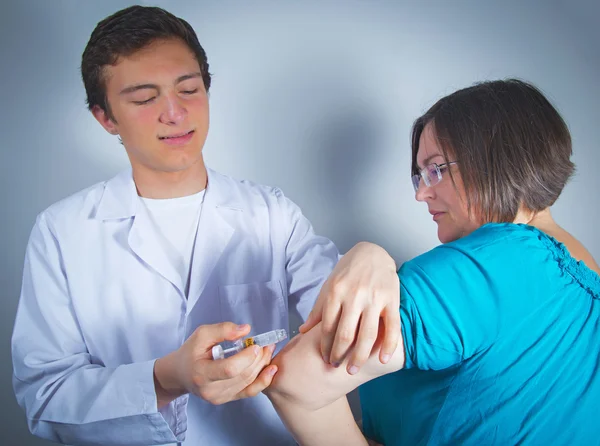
left=430, top=211, right=445, bottom=221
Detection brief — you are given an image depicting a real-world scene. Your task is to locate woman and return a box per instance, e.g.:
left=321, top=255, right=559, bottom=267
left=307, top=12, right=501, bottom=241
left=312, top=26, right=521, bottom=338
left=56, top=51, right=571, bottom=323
left=265, top=79, right=600, bottom=445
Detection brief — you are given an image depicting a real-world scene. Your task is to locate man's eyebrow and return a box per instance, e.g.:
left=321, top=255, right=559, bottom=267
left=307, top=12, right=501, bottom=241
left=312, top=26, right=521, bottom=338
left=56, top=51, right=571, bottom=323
left=175, top=72, right=203, bottom=84
left=119, top=84, right=158, bottom=95
left=119, top=73, right=202, bottom=95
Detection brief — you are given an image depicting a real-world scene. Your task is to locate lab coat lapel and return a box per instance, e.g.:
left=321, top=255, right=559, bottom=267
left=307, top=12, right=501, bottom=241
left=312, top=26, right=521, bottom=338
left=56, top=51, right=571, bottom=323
left=128, top=201, right=185, bottom=297
left=96, top=169, right=186, bottom=296
left=187, top=170, right=237, bottom=310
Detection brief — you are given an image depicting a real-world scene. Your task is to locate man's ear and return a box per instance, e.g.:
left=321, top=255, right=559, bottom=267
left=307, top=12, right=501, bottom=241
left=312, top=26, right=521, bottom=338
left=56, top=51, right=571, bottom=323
left=91, top=105, right=119, bottom=135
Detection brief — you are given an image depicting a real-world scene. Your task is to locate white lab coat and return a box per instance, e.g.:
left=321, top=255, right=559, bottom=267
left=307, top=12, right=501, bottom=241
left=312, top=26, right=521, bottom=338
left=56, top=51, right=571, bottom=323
left=12, top=168, right=339, bottom=445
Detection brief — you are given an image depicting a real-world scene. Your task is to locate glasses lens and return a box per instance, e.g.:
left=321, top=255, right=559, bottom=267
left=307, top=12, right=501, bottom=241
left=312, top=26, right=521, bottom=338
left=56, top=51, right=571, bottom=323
left=426, top=164, right=441, bottom=186
left=411, top=174, right=421, bottom=192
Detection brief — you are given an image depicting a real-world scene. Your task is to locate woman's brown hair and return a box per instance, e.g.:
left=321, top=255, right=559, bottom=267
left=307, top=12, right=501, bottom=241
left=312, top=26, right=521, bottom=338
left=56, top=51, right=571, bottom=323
left=411, top=79, right=575, bottom=222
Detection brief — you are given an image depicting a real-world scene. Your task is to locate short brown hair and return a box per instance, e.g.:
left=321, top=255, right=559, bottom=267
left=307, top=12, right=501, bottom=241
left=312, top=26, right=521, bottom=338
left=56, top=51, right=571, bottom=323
left=81, top=5, right=211, bottom=119
left=411, top=79, right=575, bottom=223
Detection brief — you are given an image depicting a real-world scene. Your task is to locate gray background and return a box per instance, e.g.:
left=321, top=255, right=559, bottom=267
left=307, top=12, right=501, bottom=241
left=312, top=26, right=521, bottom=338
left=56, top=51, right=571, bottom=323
left=1, top=0, right=599, bottom=444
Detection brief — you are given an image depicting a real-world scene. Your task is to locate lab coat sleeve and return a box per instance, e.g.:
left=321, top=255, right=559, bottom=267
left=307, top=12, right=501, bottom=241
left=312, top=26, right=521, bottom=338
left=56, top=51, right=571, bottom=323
left=276, top=189, right=340, bottom=322
left=11, top=213, right=183, bottom=445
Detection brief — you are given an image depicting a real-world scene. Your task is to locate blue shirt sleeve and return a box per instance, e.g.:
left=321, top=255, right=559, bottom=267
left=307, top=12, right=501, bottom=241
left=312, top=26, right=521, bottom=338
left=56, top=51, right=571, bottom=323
left=399, top=243, right=504, bottom=370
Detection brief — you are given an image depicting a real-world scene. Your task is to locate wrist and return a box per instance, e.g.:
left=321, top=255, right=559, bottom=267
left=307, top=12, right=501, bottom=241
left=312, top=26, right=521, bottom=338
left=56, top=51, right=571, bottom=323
left=358, top=242, right=396, bottom=271
left=154, top=351, right=187, bottom=407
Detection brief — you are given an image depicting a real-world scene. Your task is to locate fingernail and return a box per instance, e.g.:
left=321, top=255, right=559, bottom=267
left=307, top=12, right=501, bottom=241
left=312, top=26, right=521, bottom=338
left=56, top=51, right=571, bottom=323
left=268, top=367, right=277, bottom=376
left=269, top=344, right=276, bottom=353
left=236, top=324, right=247, bottom=331
left=322, top=355, right=329, bottom=364
left=381, top=354, right=391, bottom=364
left=332, top=362, right=340, bottom=368
left=253, top=345, right=260, bottom=355
left=348, top=365, right=359, bottom=375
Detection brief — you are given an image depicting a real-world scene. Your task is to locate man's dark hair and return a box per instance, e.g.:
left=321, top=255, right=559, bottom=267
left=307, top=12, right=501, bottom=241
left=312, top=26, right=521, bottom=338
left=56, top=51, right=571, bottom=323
left=81, top=5, right=211, bottom=120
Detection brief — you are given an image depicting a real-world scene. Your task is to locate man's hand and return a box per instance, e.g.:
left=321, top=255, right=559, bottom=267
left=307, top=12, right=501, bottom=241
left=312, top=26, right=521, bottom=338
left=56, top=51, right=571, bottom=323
left=299, top=242, right=400, bottom=375
left=153, top=322, right=277, bottom=407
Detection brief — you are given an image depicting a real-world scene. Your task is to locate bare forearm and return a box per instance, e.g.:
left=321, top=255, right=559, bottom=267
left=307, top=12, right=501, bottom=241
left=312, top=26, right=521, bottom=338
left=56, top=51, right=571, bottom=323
left=268, top=322, right=404, bottom=411
left=153, top=351, right=187, bottom=409
left=269, top=393, right=367, bottom=446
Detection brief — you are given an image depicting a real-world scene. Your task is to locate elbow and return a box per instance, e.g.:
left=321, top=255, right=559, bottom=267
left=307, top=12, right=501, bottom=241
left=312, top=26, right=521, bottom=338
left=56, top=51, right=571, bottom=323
left=265, top=354, right=305, bottom=405
left=13, top=375, right=60, bottom=440
left=17, top=398, right=59, bottom=442
left=27, top=418, right=50, bottom=439
left=266, top=374, right=326, bottom=412
left=266, top=348, right=331, bottom=411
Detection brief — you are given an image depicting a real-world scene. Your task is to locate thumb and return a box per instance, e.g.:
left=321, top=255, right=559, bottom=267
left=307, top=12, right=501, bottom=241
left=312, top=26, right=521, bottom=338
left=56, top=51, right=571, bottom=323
left=299, top=300, right=323, bottom=334
left=194, top=322, right=251, bottom=349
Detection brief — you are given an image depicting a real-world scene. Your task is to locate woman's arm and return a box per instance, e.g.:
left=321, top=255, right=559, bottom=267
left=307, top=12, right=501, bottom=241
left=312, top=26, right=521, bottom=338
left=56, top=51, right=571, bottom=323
left=265, top=322, right=404, bottom=443
left=269, top=321, right=404, bottom=410
left=268, top=394, right=367, bottom=446
left=299, top=242, right=401, bottom=372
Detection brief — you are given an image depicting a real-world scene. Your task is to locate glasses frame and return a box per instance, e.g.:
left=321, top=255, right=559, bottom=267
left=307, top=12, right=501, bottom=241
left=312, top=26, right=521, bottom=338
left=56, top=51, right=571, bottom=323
left=411, top=161, right=458, bottom=192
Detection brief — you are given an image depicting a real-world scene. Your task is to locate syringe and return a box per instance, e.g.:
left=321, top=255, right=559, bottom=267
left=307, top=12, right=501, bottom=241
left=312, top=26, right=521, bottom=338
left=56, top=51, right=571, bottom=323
left=211, top=329, right=288, bottom=360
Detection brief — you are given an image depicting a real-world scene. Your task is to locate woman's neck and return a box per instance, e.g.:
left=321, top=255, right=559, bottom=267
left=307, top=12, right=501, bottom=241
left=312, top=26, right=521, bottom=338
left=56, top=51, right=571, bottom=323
left=517, top=208, right=600, bottom=274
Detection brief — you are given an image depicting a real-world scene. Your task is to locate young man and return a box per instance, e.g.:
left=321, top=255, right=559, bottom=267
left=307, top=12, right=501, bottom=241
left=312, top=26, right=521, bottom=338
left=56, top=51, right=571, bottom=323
left=12, top=6, right=400, bottom=446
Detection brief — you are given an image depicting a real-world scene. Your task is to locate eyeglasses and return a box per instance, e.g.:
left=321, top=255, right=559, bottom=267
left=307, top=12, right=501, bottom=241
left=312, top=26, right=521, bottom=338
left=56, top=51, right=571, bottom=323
left=411, top=161, right=458, bottom=192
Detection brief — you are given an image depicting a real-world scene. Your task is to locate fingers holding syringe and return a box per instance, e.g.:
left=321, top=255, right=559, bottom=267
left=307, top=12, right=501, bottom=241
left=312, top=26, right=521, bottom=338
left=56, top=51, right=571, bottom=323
left=204, top=344, right=276, bottom=400
left=233, top=343, right=276, bottom=388
left=189, top=322, right=251, bottom=355
left=233, top=344, right=278, bottom=399
left=238, top=360, right=279, bottom=399
left=205, top=343, right=264, bottom=382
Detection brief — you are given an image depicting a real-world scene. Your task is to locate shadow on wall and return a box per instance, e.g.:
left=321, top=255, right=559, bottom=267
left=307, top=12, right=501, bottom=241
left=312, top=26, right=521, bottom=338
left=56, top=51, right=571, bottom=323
left=289, top=103, right=388, bottom=423
left=309, top=103, right=386, bottom=254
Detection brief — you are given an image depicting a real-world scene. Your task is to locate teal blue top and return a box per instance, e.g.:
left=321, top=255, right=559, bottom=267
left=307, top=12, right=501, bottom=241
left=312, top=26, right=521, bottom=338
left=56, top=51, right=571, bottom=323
left=360, top=223, right=600, bottom=445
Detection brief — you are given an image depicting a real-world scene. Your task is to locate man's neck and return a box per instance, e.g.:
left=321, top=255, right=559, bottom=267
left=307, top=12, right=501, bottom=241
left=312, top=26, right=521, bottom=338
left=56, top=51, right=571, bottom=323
left=133, top=159, right=208, bottom=199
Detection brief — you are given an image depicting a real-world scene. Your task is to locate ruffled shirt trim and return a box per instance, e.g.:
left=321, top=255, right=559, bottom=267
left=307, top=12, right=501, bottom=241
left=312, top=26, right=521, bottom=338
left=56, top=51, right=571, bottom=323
left=517, top=224, right=600, bottom=299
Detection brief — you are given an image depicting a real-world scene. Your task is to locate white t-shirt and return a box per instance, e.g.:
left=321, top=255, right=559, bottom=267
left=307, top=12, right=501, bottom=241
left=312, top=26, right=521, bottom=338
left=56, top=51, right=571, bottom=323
left=139, top=189, right=205, bottom=297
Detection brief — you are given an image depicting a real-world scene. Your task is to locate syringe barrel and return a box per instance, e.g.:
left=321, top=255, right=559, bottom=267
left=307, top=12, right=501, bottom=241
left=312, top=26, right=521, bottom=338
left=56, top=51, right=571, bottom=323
left=246, top=329, right=288, bottom=347
left=212, top=328, right=288, bottom=360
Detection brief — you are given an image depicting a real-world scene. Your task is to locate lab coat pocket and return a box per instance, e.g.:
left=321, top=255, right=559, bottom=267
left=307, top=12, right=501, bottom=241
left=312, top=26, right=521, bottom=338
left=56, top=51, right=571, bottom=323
left=218, top=280, right=287, bottom=338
